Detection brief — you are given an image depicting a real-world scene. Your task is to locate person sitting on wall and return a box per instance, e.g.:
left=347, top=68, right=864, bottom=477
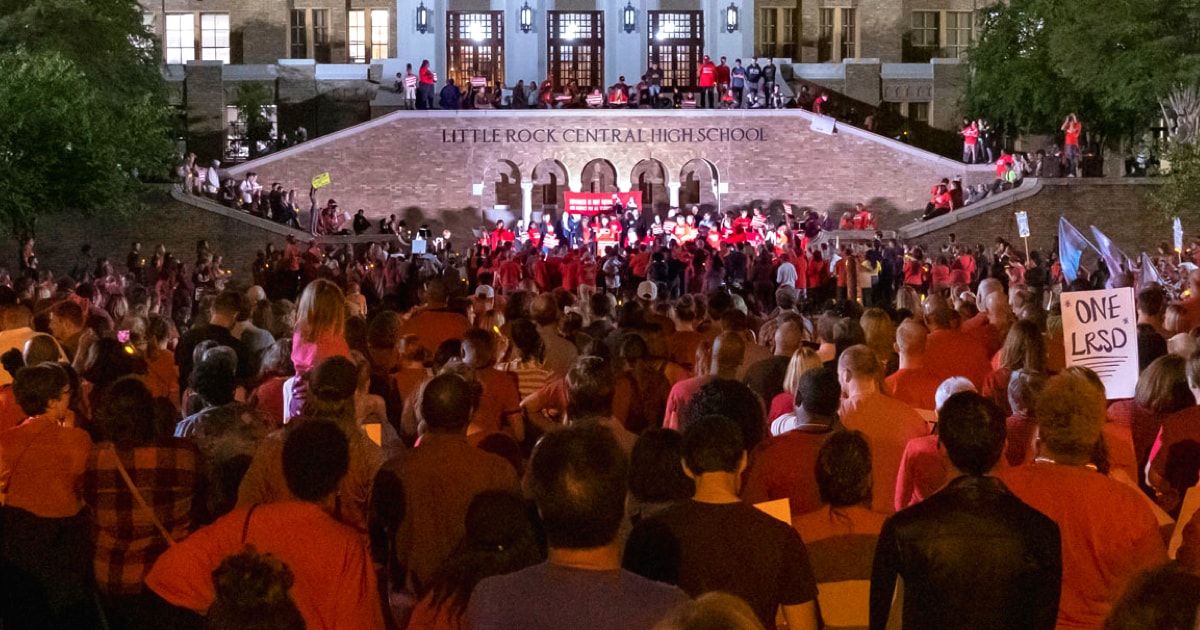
left=608, top=77, right=629, bottom=108
left=439, top=78, right=462, bottom=110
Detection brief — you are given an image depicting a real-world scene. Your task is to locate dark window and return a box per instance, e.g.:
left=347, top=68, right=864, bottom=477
left=312, top=10, right=330, bottom=63
left=647, top=11, right=703, bottom=91
left=817, top=8, right=833, bottom=62
left=447, top=11, right=505, bottom=88
left=548, top=11, right=604, bottom=91
left=290, top=10, right=307, bottom=58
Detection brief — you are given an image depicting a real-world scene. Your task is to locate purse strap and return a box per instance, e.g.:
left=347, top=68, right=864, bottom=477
left=108, top=446, right=175, bottom=547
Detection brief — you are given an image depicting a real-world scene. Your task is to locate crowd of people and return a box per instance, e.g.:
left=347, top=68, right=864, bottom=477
left=394, top=55, right=821, bottom=112
left=4, top=194, right=1200, bottom=630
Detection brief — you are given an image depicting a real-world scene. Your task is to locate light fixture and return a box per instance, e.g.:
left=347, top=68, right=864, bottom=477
left=469, top=21, right=485, bottom=42
left=416, top=1, right=429, bottom=34
left=622, top=2, right=636, bottom=34
left=725, top=2, right=739, bottom=33
left=519, top=2, right=532, bottom=33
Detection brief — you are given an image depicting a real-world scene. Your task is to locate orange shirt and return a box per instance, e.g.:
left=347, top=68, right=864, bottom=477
left=0, top=386, right=24, bottom=434
left=146, top=501, right=384, bottom=630
left=925, top=329, right=992, bottom=389
left=1003, top=463, right=1166, bottom=630
left=885, top=367, right=942, bottom=412
left=839, top=392, right=929, bottom=514
left=143, top=350, right=180, bottom=407
left=400, top=309, right=471, bottom=357
left=0, top=415, right=91, bottom=517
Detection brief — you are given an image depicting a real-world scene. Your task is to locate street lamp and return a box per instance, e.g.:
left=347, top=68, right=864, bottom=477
left=622, top=2, right=637, bottom=34
left=415, top=1, right=430, bottom=34
left=725, top=2, right=739, bottom=33
left=519, top=2, right=532, bottom=33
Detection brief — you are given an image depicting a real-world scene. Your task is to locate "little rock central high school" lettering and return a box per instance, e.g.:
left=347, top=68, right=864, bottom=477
left=440, top=127, right=768, bottom=144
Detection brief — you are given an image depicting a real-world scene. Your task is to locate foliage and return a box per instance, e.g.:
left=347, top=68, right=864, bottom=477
left=1151, top=140, right=1200, bottom=222
left=965, top=0, right=1200, bottom=148
left=233, top=83, right=277, bottom=160
left=0, top=0, right=173, bottom=237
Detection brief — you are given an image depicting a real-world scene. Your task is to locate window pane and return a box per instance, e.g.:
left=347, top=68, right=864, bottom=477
left=781, top=8, right=796, bottom=59
left=312, top=9, right=330, bottom=62
left=648, top=11, right=703, bottom=89
left=201, top=13, right=229, bottom=62
left=841, top=8, right=856, bottom=60
left=910, top=102, right=930, bottom=123
left=165, top=14, right=195, bottom=63
left=349, top=10, right=366, bottom=63
left=548, top=12, right=603, bottom=90
left=910, top=11, right=939, bottom=48
left=945, top=11, right=973, bottom=58
left=291, top=10, right=307, bottom=58
left=447, top=12, right=505, bottom=87
left=818, top=9, right=833, bottom=62
left=371, top=9, right=389, bottom=60
left=756, top=8, right=777, bottom=58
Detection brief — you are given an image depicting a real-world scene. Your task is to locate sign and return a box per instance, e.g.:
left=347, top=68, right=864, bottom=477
left=1015, top=211, right=1030, bottom=238
left=563, top=191, right=642, bottom=216
left=1062, top=287, right=1138, bottom=399
left=404, top=75, right=418, bottom=88
left=1175, top=216, right=1184, bottom=253
left=311, top=172, right=331, bottom=189
left=811, top=115, right=836, bottom=136
left=471, top=76, right=486, bottom=87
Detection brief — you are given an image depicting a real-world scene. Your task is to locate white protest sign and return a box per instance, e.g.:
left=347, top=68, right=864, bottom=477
left=1062, top=287, right=1138, bottom=399
left=1175, top=217, right=1184, bottom=253
left=1015, top=211, right=1030, bottom=238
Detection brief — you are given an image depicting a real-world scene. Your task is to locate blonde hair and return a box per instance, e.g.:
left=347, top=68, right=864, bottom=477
left=296, top=279, right=346, bottom=344
left=653, top=592, right=765, bottom=630
left=860, top=308, right=896, bottom=365
left=1036, top=371, right=1106, bottom=460
left=782, top=347, right=823, bottom=396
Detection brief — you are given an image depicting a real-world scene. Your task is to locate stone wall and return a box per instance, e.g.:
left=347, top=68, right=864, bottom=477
left=223, top=108, right=992, bottom=228
left=886, top=179, right=1167, bottom=258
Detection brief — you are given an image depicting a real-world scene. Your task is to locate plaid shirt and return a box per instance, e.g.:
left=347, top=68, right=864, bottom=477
left=81, top=438, right=198, bottom=595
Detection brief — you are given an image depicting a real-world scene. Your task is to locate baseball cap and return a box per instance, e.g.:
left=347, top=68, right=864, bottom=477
left=474, top=285, right=495, bottom=300
left=637, top=281, right=658, bottom=301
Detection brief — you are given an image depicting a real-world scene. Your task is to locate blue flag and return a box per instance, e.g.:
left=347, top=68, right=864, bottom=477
left=1090, top=226, right=1128, bottom=276
left=1059, top=217, right=1095, bottom=283
left=1139, top=252, right=1162, bottom=289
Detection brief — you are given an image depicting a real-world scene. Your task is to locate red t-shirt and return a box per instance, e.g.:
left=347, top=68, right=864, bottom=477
left=925, top=329, right=992, bottom=389
left=419, top=67, right=435, bottom=85
left=884, top=368, right=942, bottom=412
left=467, top=368, right=521, bottom=441
left=1065, top=122, right=1081, bottom=146
left=741, top=428, right=837, bottom=518
left=698, top=62, right=716, bottom=87
left=1003, top=463, right=1166, bottom=629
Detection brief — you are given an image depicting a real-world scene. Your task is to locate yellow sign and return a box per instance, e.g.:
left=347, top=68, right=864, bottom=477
left=312, top=172, right=331, bottom=189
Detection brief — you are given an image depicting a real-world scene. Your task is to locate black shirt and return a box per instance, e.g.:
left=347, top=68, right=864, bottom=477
left=869, top=475, right=1061, bottom=630
left=624, top=500, right=818, bottom=628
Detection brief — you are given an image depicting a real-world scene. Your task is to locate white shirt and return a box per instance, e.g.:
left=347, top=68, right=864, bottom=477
left=775, top=261, right=797, bottom=288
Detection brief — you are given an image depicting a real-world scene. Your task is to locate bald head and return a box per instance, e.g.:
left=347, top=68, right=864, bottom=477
left=978, top=278, right=1002, bottom=303
left=774, top=321, right=803, bottom=357
left=896, top=320, right=928, bottom=356
left=838, top=344, right=881, bottom=381
left=711, top=332, right=746, bottom=376
left=923, top=296, right=954, bottom=331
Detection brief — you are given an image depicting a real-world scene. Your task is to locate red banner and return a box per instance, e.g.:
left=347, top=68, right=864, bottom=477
left=564, top=191, right=642, bottom=216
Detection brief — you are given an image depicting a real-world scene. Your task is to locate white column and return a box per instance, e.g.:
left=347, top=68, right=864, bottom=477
left=668, top=182, right=681, bottom=208
left=521, top=182, right=534, bottom=226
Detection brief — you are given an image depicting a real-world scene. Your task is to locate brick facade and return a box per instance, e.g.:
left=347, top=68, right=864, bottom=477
left=221, top=108, right=993, bottom=228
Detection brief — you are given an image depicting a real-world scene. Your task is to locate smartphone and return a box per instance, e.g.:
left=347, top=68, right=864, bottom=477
left=117, top=330, right=130, bottom=343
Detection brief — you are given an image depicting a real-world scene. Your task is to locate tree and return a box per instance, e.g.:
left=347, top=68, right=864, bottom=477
left=965, top=0, right=1200, bottom=149
left=0, top=0, right=172, bottom=237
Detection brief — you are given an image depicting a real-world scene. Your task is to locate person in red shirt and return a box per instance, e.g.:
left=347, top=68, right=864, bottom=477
left=1003, top=373, right=1166, bottom=630
left=698, top=54, right=717, bottom=108
left=1062, top=113, right=1082, bottom=177
left=885, top=320, right=943, bottom=413
left=147, top=420, right=386, bottom=630
left=417, top=59, right=436, bottom=110
left=923, top=298, right=993, bottom=389
left=715, top=56, right=731, bottom=93
left=462, top=329, right=523, bottom=444
left=398, top=278, right=470, bottom=358
left=959, top=117, right=979, bottom=164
